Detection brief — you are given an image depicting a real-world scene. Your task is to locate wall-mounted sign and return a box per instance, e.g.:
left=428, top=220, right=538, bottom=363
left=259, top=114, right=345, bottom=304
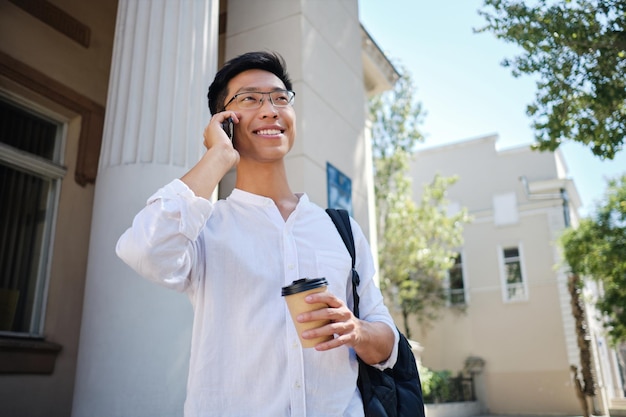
left=326, top=162, right=352, bottom=215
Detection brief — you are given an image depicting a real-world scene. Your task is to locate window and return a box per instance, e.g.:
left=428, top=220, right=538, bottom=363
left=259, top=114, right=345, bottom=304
left=0, top=97, right=65, bottom=337
left=447, top=253, right=466, bottom=305
left=501, top=246, right=527, bottom=302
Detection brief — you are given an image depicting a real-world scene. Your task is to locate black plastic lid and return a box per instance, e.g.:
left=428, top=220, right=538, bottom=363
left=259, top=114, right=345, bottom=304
left=281, top=277, right=328, bottom=296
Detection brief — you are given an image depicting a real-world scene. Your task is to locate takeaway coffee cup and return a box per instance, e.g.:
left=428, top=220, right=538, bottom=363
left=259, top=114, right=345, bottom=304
left=282, top=277, right=333, bottom=348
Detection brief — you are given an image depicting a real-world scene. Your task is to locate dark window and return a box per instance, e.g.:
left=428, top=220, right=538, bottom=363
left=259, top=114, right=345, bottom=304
left=448, top=253, right=465, bottom=305
left=503, top=247, right=525, bottom=301
left=0, top=98, right=63, bottom=336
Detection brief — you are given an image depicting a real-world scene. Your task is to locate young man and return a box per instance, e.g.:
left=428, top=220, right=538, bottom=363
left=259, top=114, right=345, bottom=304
left=116, top=51, right=398, bottom=417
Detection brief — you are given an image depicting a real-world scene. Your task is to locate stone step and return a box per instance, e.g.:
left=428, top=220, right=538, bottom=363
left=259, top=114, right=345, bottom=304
left=610, top=397, right=626, bottom=416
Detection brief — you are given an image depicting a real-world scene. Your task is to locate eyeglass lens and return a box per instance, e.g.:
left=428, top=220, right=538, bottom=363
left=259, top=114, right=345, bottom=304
left=230, top=91, right=295, bottom=109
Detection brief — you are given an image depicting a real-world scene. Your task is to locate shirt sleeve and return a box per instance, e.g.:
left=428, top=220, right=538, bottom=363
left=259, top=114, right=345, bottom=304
left=116, top=179, right=212, bottom=292
left=350, top=218, right=400, bottom=370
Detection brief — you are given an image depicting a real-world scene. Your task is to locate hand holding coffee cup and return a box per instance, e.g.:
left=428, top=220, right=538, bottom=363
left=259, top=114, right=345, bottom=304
left=282, top=278, right=334, bottom=348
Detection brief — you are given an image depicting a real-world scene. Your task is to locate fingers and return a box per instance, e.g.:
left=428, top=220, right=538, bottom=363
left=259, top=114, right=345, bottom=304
left=303, top=291, right=342, bottom=308
left=301, top=320, right=359, bottom=351
left=297, top=305, right=351, bottom=325
left=203, top=111, right=239, bottom=148
left=297, top=292, right=349, bottom=323
left=297, top=292, right=360, bottom=351
left=213, top=110, right=240, bottom=126
left=322, top=333, right=357, bottom=350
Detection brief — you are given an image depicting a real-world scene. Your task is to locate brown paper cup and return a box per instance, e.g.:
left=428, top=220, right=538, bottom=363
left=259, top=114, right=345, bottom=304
left=282, top=278, right=333, bottom=348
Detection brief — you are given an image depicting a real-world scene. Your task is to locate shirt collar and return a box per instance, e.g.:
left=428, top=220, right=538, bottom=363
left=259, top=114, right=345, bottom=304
left=228, top=188, right=308, bottom=207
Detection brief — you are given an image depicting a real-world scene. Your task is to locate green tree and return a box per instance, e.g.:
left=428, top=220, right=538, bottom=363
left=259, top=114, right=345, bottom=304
left=386, top=173, right=471, bottom=337
left=476, top=0, right=626, bottom=159
left=370, top=67, right=471, bottom=338
left=560, top=175, right=626, bottom=344
left=370, top=66, right=425, bottom=246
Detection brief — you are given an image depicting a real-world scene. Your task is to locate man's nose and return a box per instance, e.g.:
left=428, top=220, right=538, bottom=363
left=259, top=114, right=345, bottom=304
left=259, top=98, right=279, bottom=117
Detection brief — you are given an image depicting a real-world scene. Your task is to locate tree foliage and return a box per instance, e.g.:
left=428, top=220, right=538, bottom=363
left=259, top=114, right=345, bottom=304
left=477, top=0, right=626, bottom=159
left=369, top=67, right=471, bottom=338
left=370, top=67, right=425, bottom=245
left=560, top=175, right=626, bottom=344
left=382, top=173, right=471, bottom=337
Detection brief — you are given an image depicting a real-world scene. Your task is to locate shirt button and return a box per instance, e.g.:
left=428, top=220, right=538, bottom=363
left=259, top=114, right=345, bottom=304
left=287, top=264, right=295, bottom=270
left=294, top=381, right=301, bottom=389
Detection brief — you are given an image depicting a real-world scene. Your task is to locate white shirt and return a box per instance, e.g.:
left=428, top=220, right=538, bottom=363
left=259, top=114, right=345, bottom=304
left=116, top=179, right=398, bottom=417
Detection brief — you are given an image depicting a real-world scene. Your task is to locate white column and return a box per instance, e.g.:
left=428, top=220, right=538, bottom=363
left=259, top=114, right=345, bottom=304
left=72, top=1, right=218, bottom=416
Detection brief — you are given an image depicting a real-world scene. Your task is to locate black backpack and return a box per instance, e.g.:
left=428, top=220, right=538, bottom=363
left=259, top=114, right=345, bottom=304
left=326, top=208, right=425, bottom=417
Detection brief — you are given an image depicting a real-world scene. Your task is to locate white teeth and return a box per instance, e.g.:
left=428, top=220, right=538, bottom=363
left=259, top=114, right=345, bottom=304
left=257, top=129, right=281, bottom=135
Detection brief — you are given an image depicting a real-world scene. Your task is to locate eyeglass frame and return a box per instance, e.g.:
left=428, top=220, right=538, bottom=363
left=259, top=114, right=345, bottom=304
left=222, top=89, right=296, bottom=112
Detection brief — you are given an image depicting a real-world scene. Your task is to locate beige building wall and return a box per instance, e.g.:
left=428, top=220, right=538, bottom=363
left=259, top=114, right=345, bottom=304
left=0, top=1, right=117, bottom=416
left=0, top=0, right=395, bottom=416
left=219, top=0, right=375, bottom=237
left=407, top=135, right=583, bottom=414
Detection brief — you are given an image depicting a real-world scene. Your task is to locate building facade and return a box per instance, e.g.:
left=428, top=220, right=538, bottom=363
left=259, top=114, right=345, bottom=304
left=0, top=1, right=397, bottom=416
left=407, top=135, right=625, bottom=415
left=3, top=1, right=623, bottom=416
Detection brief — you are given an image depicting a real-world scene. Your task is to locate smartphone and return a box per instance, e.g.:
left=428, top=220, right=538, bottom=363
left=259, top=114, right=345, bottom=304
left=221, top=117, right=234, bottom=141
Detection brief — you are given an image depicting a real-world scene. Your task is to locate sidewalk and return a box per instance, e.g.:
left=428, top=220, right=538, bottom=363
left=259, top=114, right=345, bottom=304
left=474, top=414, right=596, bottom=417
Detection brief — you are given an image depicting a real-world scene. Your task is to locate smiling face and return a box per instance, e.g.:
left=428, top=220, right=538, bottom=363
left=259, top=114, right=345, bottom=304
left=224, top=69, right=296, bottom=163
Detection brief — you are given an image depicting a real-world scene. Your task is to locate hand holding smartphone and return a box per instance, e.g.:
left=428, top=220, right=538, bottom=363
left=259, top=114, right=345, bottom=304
left=221, top=117, right=234, bottom=141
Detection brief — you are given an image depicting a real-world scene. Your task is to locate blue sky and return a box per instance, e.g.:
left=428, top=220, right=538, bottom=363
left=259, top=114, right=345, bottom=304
left=359, top=0, right=626, bottom=217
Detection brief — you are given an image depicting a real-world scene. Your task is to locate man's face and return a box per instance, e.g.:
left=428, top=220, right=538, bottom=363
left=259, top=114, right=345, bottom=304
left=224, top=69, right=296, bottom=163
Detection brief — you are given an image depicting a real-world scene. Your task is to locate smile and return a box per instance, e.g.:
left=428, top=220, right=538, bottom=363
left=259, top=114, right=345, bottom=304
left=255, top=129, right=283, bottom=135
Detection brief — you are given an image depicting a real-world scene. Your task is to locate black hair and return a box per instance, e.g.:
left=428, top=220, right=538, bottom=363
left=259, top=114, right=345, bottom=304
left=207, top=51, right=293, bottom=115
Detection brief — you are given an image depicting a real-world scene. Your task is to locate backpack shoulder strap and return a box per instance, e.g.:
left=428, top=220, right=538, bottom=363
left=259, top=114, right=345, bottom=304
left=325, top=208, right=361, bottom=318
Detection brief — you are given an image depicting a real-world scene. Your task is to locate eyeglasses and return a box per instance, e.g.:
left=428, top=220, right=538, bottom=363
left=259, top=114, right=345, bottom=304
left=223, top=90, right=295, bottom=111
